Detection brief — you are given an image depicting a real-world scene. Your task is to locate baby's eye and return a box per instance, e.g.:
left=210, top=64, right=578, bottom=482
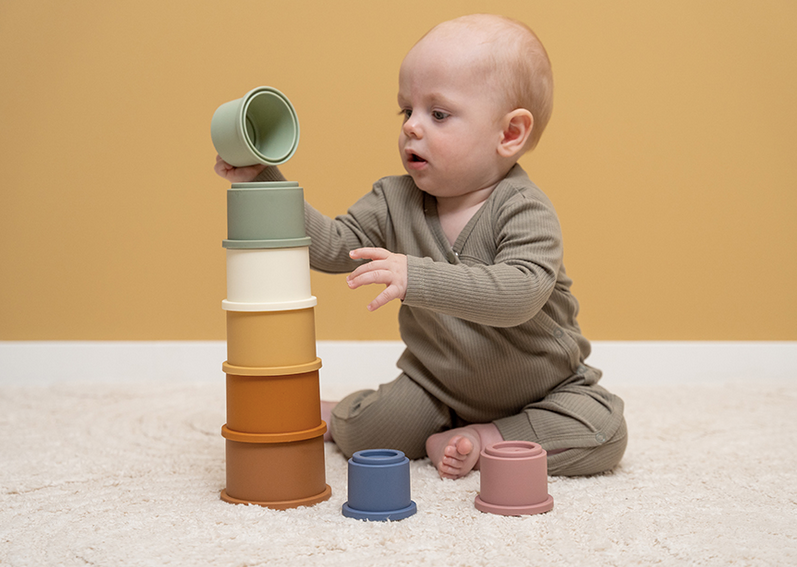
left=431, top=110, right=450, bottom=121
left=399, top=108, right=412, bottom=121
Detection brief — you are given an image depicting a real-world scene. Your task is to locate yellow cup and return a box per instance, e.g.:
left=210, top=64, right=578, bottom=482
left=226, top=307, right=317, bottom=368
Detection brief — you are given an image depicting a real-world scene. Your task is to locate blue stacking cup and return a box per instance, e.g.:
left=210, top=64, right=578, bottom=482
left=342, top=449, right=417, bottom=521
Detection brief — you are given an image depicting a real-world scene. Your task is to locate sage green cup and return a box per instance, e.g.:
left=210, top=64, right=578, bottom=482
left=224, top=182, right=308, bottom=245
left=211, top=86, right=300, bottom=167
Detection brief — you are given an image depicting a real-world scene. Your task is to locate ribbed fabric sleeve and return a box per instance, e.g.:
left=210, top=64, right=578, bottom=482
left=402, top=185, right=562, bottom=327
left=302, top=183, right=393, bottom=274
left=252, top=166, right=287, bottom=183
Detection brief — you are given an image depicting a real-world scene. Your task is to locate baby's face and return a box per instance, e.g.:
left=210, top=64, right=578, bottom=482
left=397, top=33, right=509, bottom=199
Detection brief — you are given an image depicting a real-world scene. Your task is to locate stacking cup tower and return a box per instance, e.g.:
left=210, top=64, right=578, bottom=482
left=212, top=87, right=331, bottom=509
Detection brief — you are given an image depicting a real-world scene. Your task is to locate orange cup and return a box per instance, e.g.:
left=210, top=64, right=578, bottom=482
left=220, top=424, right=331, bottom=509
left=224, top=359, right=322, bottom=434
left=226, top=308, right=317, bottom=368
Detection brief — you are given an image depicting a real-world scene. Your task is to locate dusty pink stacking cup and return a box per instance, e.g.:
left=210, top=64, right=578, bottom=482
left=475, top=441, right=554, bottom=516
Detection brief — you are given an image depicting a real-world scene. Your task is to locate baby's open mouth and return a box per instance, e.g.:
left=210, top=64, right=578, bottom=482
left=408, top=152, right=427, bottom=163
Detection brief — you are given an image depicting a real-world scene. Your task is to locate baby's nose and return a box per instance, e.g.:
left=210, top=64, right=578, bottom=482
left=402, top=117, right=422, bottom=138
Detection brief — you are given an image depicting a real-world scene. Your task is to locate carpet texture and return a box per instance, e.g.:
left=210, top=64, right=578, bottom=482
left=1, top=380, right=795, bottom=566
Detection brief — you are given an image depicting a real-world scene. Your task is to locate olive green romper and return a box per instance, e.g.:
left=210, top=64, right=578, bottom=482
left=257, top=165, right=627, bottom=476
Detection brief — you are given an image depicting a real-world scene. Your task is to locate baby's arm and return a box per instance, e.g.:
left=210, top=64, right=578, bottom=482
left=213, top=162, right=406, bottom=311
left=214, top=155, right=387, bottom=278
left=404, top=196, right=563, bottom=327
left=303, top=185, right=392, bottom=274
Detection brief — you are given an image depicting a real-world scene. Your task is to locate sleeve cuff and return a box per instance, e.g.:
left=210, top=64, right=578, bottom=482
left=253, top=167, right=287, bottom=182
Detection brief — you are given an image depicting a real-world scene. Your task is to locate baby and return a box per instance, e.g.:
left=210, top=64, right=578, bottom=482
left=215, top=14, right=627, bottom=479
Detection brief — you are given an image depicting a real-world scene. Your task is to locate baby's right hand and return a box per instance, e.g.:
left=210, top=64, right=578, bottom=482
left=214, top=155, right=267, bottom=183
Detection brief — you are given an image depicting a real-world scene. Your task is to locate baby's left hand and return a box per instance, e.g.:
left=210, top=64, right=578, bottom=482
left=346, top=248, right=408, bottom=311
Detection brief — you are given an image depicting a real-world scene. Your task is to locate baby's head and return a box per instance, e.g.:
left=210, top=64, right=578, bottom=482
left=410, top=14, right=553, bottom=152
left=398, top=15, right=553, bottom=197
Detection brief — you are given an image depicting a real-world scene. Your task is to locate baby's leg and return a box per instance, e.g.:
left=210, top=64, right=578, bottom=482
left=426, top=381, right=627, bottom=479
left=425, top=424, right=574, bottom=479
left=328, top=373, right=453, bottom=459
left=494, top=381, right=627, bottom=476
left=321, top=400, right=337, bottom=442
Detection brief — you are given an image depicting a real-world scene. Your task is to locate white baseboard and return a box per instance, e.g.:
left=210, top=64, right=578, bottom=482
left=0, top=341, right=794, bottom=397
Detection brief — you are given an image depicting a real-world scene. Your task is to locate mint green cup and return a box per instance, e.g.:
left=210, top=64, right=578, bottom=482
left=224, top=182, right=308, bottom=244
left=211, top=87, right=300, bottom=167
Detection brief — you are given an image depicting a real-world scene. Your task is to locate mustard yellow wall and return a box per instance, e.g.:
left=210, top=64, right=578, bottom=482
left=1, top=1, right=795, bottom=341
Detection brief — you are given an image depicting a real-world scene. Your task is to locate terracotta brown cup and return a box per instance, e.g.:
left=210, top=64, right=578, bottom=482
left=220, top=423, right=331, bottom=509
left=225, top=361, right=322, bottom=434
left=225, top=306, right=317, bottom=368
left=475, top=441, right=554, bottom=516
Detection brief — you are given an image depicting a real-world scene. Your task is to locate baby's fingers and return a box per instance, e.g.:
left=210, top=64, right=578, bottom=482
left=346, top=263, right=391, bottom=290
left=345, top=248, right=408, bottom=311
left=349, top=248, right=390, bottom=262
left=365, top=285, right=402, bottom=312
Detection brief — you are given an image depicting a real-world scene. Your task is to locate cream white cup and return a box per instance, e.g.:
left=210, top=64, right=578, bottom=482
left=225, top=247, right=312, bottom=305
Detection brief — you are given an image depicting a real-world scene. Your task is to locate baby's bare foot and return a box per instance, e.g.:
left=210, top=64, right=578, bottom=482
left=428, top=431, right=480, bottom=479
left=425, top=424, right=503, bottom=479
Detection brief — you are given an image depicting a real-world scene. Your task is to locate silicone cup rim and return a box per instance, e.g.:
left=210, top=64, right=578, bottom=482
left=230, top=181, right=300, bottom=189
left=221, top=484, right=332, bottom=509
left=222, top=357, right=323, bottom=376
left=221, top=421, right=327, bottom=444
left=221, top=296, right=317, bottom=311
left=482, top=440, right=544, bottom=459
left=342, top=501, right=417, bottom=522
left=474, top=494, right=554, bottom=516
left=351, top=449, right=407, bottom=467
left=241, top=88, right=298, bottom=164
left=222, top=238, right=311, bottom=250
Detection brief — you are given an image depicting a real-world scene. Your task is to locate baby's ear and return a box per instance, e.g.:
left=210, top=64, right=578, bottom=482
left=498, top=110, right=534, bottom=158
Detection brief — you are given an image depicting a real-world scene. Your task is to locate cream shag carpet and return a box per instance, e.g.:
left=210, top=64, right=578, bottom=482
left=1, top=380, right=795, bottom=567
